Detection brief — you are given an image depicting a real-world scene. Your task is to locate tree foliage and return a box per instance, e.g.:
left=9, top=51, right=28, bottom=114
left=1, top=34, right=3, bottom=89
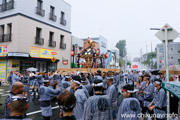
left=119, top=58, right=124, bottom=67
left=115, top=40, right=126, bottom=57
left=143, top=52, right=157, bottom=67
left=127, top=61, right=131, bottom=65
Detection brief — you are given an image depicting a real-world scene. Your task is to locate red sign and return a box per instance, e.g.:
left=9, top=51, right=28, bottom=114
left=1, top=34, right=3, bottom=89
left=63, top=60, right=68, bottom=65
left=132, top=64, right=138, bottom=69
left=51, top=51, right=57, bottom=55
left=71, top=50, right=74, bottom=56
left=105, top=53, right=108, bottom=58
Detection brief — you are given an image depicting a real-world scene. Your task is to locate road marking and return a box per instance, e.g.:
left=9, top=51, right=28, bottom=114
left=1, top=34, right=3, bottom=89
left=0, top=93, right=4, bottom=95
left=27, top=106, right=59, bottom=116
left=1, top=94, right=9, bottom=96
left=5, top=90, right=10, bottom=93
left=0, top=89, right=4, bottom=91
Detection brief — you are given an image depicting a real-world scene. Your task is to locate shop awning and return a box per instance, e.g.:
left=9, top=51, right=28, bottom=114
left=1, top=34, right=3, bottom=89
left=162, top=81, right=180, bottom=99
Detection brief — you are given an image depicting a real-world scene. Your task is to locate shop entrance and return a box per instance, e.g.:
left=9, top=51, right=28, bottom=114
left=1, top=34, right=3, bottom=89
left=36, top=61, right=47, bottom=72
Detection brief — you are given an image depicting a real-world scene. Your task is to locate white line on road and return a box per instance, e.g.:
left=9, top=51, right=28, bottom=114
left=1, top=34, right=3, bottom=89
left=27, top=106, right=59, bottom=116
left=1, top=94, right=9, bottom=96
left=0, top=89, right=4, bottom=91
left=5, top=90, right=10, bottom=93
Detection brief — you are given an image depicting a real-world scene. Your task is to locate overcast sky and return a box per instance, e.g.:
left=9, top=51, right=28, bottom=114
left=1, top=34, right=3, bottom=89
left=64, top=0, right=180, bottom=60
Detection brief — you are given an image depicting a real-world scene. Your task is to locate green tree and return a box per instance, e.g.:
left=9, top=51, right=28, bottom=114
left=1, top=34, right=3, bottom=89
left=119, top=58, right=124, bottom=67
left=127, top=61, right=131, bottom=65
left=143, top=51, right=157, bottom=67
left=115, top=40, right=126, bottom=57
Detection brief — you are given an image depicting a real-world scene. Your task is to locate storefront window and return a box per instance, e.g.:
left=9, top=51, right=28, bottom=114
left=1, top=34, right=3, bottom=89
left=20, top=60, right=35, bottom=72
left=48, top=62, right=57, bottom=72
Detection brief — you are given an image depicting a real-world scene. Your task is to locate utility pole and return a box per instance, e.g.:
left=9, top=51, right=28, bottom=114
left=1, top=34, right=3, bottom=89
left=146, top=45, right=148, bottom=54
left=151, top=43, right=152, bottom=69
left=152, top=24, right=180, bottom=120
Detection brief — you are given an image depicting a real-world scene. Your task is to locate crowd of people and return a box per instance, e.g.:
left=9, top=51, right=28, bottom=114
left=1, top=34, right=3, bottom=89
left=2, top=69, right=179, bottom=120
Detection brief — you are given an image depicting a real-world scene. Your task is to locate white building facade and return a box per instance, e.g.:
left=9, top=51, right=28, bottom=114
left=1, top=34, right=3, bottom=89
left=107, top=48, right=120, bottom=68
left=0, top=0, right=71, bottom=82
left=157, top=42, right=180, bottom=69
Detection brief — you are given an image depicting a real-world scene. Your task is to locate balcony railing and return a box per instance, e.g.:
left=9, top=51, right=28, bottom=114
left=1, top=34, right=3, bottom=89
left=0, top=35, right=4, bottom=42
left=60, top=18, right=66, bottom=26
left=49, top=40, right=56, bottom=47
left=0, top=0, right=14, bottom=12
left=36, top=7, right=45, bottom=17
left=4, top=34, right=12, bottom=42
left=49, top=13, right=57, bottom=22
left=0, top=34, right=12, bottom=42
left=60, top=43, right=66, bottom=49
left=35, top=37, right=44, bottom=45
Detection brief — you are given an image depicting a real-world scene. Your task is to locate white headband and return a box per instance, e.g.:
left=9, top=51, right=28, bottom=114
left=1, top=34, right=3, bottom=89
left=155, top=81, right=161, bottom=85
left=106, top=77, right=113, bottom=80
left=43, top=80, right=49, bottom=82
left=92, top=82, right=103, bottom=87
left=127, top=90, right=135, bottom=93
left=72, top=80, right=81, bottom=85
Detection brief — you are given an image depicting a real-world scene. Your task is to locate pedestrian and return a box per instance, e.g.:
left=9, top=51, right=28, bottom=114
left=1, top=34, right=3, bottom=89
left=57, top=91, right=76, bottom=120
left=141, top=74, right=155, bottom=120
left=4, top=82, right=24, bottom=118
left=117, top=85, right=141, bottom=120
left=39, top=78, right=61, bottom=120
left=0, top=78, right=2, bottom=86
left=21, top=73, right=30, bottom=97
left=148, top=79, right=167, bottom=120
left=136, top=76, right=146, bottom=108
left=12, top=70, right=20, bottom=85
left=159, top=73, right=166, bottom=82
left=1, top=94, right=31, bottom=120
left=7, top=71, right=13, bottom=89
left=80, top=76, right=93, bottom=96
left=70, top=75, right=88, bottom=120
left=106, top=76, right=118, bottom=120
left=82, top=79, right=112, bottom=120
left=61, top=75, right=71, bottom=91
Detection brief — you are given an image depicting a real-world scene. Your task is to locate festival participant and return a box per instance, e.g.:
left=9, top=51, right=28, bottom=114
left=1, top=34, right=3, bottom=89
left=57, top=91, right=76, bottom=120
left=148, top=79, right=167, bottom=120
left=3, top=94, right=31, bottom=120
left=21, top=73, right=30, bottom=97
left=141, top=74, right=155, bottom=120
left=82, top=79, right=112, bottom=120
left=70, top=75, right=88, bottom=120
left=117, top=85, right=141, bottom=120
left=136, top=76, right=145, bottom=108
left=106, top=76, right=118, bottom=120
left=39, top=79, right=61, bottom=120
left=4, top=82, right=24, bottom=118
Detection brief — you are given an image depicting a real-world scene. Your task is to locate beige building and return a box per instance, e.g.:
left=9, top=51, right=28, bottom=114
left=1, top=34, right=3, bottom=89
left=0, top=0, right=71, bottom=82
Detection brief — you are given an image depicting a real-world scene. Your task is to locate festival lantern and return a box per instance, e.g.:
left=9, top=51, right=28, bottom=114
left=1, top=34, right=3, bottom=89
left=96, top=49, right=100, bottom=56
left=71, top=50, right=74, bottom=56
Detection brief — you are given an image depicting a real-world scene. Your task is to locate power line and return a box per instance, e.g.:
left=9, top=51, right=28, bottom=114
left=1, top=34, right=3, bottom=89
left=126, top=40, right=158, bottom=45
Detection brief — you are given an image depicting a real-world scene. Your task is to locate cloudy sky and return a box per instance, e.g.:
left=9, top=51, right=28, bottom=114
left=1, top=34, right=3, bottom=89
left=64, top=0, right=180, bottom=60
